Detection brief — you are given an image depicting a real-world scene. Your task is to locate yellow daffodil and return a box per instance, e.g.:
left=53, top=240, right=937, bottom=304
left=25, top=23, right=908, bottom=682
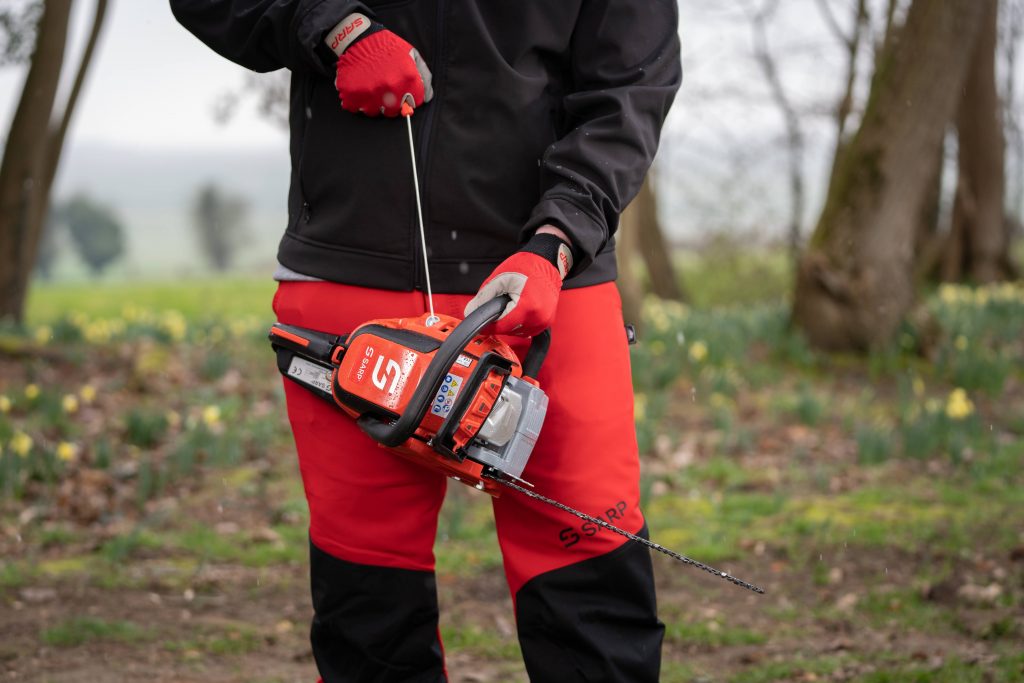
left=79, top=385, right=97, bottom=404
left=161, top=311, right=188, bottom=342
left=24, top=384, right=40, bottom=400
left=0, top=395, right=10, bottom=413
left=688, top=341, right=708, bottom=363
left=912, top=377, right=925, bottom=398
left=709, top=392, right=731, bottom=409
left=62, top=394, right=80, bottom=414
left=938, top=284, right=960, bottom=306
left=954, top=335, right=968, bottom=351
left=945, top=388, right=974, bottom=421
left=34, top=325, right=52, bottom=345
left=10, top=432, right=33, bottom=458
left=56, top=442, right=78, bottom=462
left=634, top=393, right=647, bottom=421
left=202, top=405, right=222, bottom=427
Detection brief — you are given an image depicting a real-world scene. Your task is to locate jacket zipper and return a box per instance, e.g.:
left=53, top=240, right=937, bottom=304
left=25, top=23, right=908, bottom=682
left=412, top=0, right=446, bottom=291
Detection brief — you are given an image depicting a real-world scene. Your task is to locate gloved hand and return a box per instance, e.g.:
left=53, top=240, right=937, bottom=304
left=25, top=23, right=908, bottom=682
left=464, top=229, right=575, bottom=337
left=325, top=13, right=433, bottom=117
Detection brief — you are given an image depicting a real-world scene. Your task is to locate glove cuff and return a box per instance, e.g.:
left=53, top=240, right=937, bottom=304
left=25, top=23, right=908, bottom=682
left=325, top=12, right=383, bottom=56
left=522, top=232, right=574, bottom=281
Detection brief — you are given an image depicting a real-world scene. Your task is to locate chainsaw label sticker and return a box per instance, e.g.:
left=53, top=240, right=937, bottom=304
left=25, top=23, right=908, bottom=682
left=455, top=354, right=472, bottom=368
left=287, top=357, right=333, bottom=394
left=431, top=373, right=463, bottom=416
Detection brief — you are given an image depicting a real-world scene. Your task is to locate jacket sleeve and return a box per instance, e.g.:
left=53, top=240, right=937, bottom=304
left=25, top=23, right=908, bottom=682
left=170, top=0, right=370, bottom=75
left=522, top=0, right=682, bottom=276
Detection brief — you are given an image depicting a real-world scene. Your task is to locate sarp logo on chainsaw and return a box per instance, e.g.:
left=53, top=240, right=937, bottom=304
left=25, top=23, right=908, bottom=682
left=372, top=355, right=402, bottom=395
left=350, top=344, right=420, bottom=410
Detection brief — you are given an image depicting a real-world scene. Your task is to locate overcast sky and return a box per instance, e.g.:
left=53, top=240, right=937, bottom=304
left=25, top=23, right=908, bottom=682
left=0, top=0, right=289, bottom=151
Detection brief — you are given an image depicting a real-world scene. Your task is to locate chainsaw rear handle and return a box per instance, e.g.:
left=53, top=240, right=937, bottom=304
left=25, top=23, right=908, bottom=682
left=357, top=294, right=550, bottom=448
left=521, top=329, right=550, bottom=380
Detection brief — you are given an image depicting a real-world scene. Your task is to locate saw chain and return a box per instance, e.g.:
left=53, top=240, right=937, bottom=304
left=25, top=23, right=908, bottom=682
left=494, top=477, right=765, bottom=594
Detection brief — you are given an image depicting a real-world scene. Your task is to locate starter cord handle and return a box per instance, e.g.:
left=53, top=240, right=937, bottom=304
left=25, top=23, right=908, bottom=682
left=357, top=295, right=511, bottom=446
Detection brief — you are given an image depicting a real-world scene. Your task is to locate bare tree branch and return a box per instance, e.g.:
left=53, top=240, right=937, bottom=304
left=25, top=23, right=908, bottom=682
left=825, top=0, right=870, bottom=177
left=45, top=0, right=110, bottom=190
left=0, top=1, right=41, bottom=66
left=814, top=0, right=853, bottom=49
left=748, top=0, right=806, bottom=263
left=1002, top=0, right=1024, bottom=222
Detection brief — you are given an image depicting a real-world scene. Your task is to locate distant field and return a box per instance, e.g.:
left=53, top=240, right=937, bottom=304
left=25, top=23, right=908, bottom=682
left=26, top=278, right=277, bottom=324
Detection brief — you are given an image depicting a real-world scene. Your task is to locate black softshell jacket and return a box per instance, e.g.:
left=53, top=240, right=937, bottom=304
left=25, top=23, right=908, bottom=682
left=171, top=0, right=682, bottom=292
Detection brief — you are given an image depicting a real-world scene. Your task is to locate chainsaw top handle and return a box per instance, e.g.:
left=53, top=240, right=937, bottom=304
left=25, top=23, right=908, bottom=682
left=357, top=294, right=550, bottom=448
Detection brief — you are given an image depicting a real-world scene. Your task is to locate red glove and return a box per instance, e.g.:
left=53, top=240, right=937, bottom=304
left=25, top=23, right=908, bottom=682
left=325, top=13, right=433, bottom=117
left=464, top=231, right=575, bottom=337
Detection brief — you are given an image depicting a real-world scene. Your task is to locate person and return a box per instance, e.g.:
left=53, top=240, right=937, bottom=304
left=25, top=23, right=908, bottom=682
left=170, top=1, right=682, bottom=680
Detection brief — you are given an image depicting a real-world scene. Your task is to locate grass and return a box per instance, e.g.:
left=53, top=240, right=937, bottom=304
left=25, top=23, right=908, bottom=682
left=439, top=623, right=521, bottom=660
left=663, top=620, right=768, bottom=648
left=170, top=523, right=307, bottom=568
left=435, top=486, right=504, bottom=576
left=728, top=656, right=851, bottom=683
left=675, top=240, right=792, bottom=309
left=41, top=617, right=149, bottom=647
left=164, top=625, right=263, bottom=658
left=853, top=653, right=1024, bottom=682
left=25, top=277, right=276, bottom=324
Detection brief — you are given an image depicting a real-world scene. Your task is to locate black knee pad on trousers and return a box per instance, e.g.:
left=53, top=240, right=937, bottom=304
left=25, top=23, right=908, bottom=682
left=515, top=526, right=664, bottom=683
left=309, top=539, right=447, bottom=683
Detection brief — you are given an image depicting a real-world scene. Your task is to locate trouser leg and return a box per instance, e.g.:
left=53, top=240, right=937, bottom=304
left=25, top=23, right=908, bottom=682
left=492, top=283, right=664, bottom=682
left=276, top=282, right=449, bottom=683
left=308, top=541, right=446, bottom=683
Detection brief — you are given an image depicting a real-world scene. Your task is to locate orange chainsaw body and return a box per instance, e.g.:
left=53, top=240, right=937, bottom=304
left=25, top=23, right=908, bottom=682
left=332, top=313, right=525, bottom=495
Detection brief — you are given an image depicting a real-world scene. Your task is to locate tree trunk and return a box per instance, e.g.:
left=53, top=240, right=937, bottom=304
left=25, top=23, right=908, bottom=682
left=0, top=0, right=109, bottom=323
left=43, top=0, right=110, bottom=201
left=791, top=0, right=990, bottom=352
left=633, top=176, right=685, bottom=303
left=0, top=0, right=73, bottom=322
left=912, top=139, right=946, bottom=282
left=616, top=175, right=684, bottom=330
left=941, top=0, right=1012, bottom=283
left=820, top=0, right=868, bottom=189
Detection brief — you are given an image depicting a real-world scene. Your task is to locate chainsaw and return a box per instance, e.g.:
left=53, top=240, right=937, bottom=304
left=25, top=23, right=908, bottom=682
left=267, top=104, right=764, bottom=594
left=269, top=294, right=547, bottom=496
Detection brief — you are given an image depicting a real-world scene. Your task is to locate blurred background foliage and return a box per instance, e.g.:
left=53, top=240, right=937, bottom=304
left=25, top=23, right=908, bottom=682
left=1, top=0, right=1023, bottom=682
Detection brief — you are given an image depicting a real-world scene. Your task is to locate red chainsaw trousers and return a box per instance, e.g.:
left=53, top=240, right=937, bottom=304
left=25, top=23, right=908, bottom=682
left=274, top=280, right=663, bottom=682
